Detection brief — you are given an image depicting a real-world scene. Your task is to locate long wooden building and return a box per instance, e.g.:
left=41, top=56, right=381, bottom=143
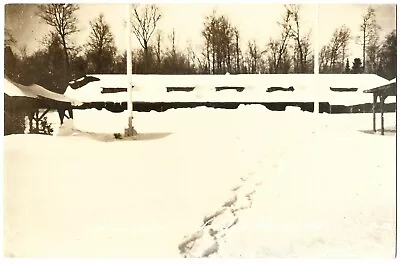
left=63, top=73, right=394, bottom=113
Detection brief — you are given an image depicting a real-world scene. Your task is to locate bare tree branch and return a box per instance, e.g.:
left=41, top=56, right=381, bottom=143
left=86, top=13, right=117, bottom=73
left=37, top=4, right=79, bottom=76
left=358, top=6, right=381, bottom=72
left=131, top=4, right=162, bottom=51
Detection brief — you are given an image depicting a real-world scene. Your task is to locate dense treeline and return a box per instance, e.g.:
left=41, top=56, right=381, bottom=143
left=5, top=4, right=397, bottom=96
left=319, top=7, right=396, bottom=79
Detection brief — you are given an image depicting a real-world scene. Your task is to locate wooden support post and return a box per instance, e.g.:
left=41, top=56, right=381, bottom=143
left=57, top=108, right=65, bottom=125
left=372, top=93, right=377, bottom=132
left=68, top=108, right=73, bottom=119
left=380, top=95, right=384, bottom=135
left=28, top=112, right=34, bottom=133
left=35, top=110, right=39, bottom=131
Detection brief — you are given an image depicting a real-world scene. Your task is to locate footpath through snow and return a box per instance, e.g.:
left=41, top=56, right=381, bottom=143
left=175, top=109, right=396, bottom=258
left=214, top=114, right=396, bottom=258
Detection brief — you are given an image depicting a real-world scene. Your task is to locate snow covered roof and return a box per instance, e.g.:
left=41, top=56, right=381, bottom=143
left=363, top=76, right=397, bottom=98
left=62, top=74, right=389, bottom=105
left=4, top=78, right=37, bottom=98
left=4, top=77, right=82, bottom=105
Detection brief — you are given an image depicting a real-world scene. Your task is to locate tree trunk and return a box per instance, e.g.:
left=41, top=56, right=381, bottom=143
left=235, top=36, right=239, bottom=73
left=227, top=45, right=231, bottom=73
left=296, top=39, right=304, bottom=73
left=373, top=93, right=377, bottom=132
left=277, top=35, right=289, bottom=73
left=157, top=40, right=161, bottom=73
left=212, top=46, right=216, bottom=74
left=144, top=41, right=148, bottom=74
left=96, top=48, right=103, bottom=73
left=206, top=42, right=211, bottom=74
left=363, top=29, right=366, bottom=72
left=342, top=45, right=345, bottom=71
left=61, top=37, right=71, bottom=79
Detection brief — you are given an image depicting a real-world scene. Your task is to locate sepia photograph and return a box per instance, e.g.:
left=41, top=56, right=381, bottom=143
left=2, top=1, right=397, bottom=259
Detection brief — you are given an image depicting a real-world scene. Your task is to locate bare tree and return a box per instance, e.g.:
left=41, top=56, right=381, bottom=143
left=358, top=6, right=381, bottom=72
left=165, top=28, right=179, bottom=72
left=202, top=12, right=215, bottom=73
left=37, top=4, right=79, bottom=77
left=186, top=40, right=198, bottom=73
left=266, top=38, right=291, bottom=74
left=329, top=26, right=351, bottom=72
left=300, top=32, right=313, bottom=73
left=131, top=4, right=162, bottom=54
left=319, top=45, right=331, bottom=73
left=266, top=39, right=279, bottom=73
left=169, top=28, right=176, bottom=59
left=339, top=26, right=351, bottom=67
left=88, top=14, right=114, bottom=53
left=281, top=4, right=314, bottom=73
left=222, top=21, right=235, bottom=73
left=200, top=45, right=211, bottom=74
left=233, top=28, right=241, bottom=73
left=154, top=30, right=162, bottom=72
left=86, top=14, right=116, bottom=73
left=267, top=7, right=292, bottom=73
left=202, top=11, right=237, bottom=74
left=319, top=25, right=351, bottom=73
left=130, top=4, right=162, bottom=73
left=366, top=38, right=380, bottom=74
left=246, top=40, right=261, bottom=73
left=286, top=5, right=304, bottom=72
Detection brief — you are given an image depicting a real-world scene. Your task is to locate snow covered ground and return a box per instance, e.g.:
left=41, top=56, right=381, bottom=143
left=3, top=105, right=396, bottom=258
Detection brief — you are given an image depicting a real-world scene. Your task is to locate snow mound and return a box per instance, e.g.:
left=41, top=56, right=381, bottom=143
left=56, top=119, right=77, bottom=136
left=285, top=106, right=303, bottom=112
left=237, top=104, right=270, bottom=114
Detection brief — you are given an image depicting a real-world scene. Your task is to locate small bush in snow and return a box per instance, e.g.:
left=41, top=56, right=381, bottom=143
left=40, top=117, right=54, bottom=135
left=28, top=117, right=54, bottom=135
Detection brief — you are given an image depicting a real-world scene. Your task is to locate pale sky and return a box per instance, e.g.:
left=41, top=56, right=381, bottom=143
left=5, top=3, right=396, bottom=62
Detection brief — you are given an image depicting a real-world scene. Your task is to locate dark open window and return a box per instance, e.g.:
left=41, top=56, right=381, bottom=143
left=215, top=86, right=245, bottom=92
left=330, top=87, right=358, bottom=92
left=166, top=87, right=195, bottom=92
left=266, top=86, right=295, bottom=92
left=101, top=87, right=132, bottom=94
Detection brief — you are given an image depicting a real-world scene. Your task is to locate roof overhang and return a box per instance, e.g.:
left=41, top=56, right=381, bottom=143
left=363, top=80, right=396, bottom=97
left=4, top=77, right=83, bottom=106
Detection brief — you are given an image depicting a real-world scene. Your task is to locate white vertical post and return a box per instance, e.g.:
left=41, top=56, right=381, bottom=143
left=125, top=4, right=136, bottom=136
left=314, top=4, right=321, bottom=114
left=313, top=4, right=319, bottom=114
